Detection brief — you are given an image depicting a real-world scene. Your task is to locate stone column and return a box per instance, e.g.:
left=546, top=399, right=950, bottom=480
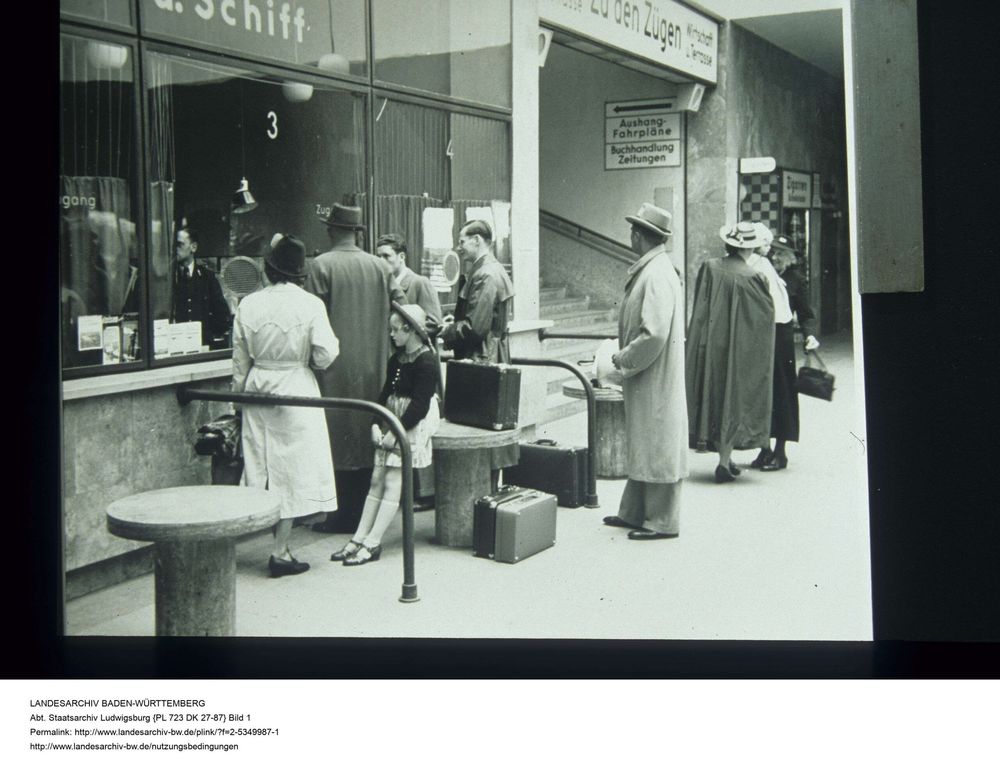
left=154, top=539, right=236, bottom=636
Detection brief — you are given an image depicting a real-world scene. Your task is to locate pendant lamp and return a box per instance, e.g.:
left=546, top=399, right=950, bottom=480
left=231, top=177, right=257, bottom=214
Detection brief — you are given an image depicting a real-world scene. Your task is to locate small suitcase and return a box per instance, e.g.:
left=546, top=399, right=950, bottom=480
left=503, top=439, right=588, bottom=508
left=444, top=359, right=520, bottom=430
left=473, top=485, right=557, bottom=563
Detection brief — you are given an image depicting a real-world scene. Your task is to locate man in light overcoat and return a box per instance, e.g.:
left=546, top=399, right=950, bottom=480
left=604, top=203, right=688, bottom=540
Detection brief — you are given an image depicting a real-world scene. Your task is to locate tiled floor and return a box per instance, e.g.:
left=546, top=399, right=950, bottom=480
left=66, top=332, right=872, bottom=640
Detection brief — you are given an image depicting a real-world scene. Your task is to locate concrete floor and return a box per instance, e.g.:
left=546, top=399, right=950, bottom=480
left=66, top=332, right=872, bottom=640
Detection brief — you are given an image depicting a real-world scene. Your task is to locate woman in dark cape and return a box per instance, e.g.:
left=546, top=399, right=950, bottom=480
left=686, top=223, right=776, bottom=483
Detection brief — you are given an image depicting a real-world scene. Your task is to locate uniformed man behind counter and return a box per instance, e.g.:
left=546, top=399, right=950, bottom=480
left=171, top=226, right=232, bottom=349
left=439, top=219, right=514, bottom=363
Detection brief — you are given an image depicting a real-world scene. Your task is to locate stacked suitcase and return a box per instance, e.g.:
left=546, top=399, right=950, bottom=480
left=473, top=485, right=557, bottom=563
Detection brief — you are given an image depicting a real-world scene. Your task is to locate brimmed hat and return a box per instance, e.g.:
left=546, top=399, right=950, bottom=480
left=266, top=235, right=307, bottom=278
left=626, top=202, right=673, bottom=238
left=395, top=303, right=427, bottom=330
left=719, top=222, right=764, bottom=249
left=771, top=234, right=797, bottom=253
left=319, top=203, right=365, bottom=230
left=752, top=222, right=774, bottom=243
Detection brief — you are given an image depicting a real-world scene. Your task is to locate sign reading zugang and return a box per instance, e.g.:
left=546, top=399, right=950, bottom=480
left=540, top=0, right=718, bottom=84
left=142, top=0, right=333, bottom=65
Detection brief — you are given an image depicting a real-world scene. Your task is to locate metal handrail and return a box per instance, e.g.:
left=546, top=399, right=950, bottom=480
left=537, top=330, right=617, bottom=342
left=440, top=354, right=600, bottom=508
left=177, top=385, right=419, bottom=603
left=509, top=357, right=599, bottom=508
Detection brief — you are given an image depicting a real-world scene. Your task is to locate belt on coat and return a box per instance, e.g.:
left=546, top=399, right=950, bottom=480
left=251, top=359, right=309, bottom=370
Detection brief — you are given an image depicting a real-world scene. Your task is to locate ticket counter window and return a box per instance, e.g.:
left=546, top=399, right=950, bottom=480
left=373, top=99, right=511, bottom=312
left=59, top=33, right=142, bottom=371
left=145, top=52, right=366, bottom=360
left=372, top=0, right=511, bottom=109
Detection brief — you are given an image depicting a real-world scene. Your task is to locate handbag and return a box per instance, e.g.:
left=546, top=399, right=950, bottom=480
left=795, top=350, right=835, bottom=401
left=195, top=413, right=242, bottom=460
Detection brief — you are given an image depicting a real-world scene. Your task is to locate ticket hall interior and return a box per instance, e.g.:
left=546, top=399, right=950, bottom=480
left=60, top=0, right=884, bottom=640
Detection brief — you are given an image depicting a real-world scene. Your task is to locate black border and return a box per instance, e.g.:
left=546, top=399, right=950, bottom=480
left=13, top=0, right=1000, bottom=679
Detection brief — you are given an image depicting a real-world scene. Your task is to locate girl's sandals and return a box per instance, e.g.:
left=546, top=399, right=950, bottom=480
left=330, top=540, right=362, bottom=562
left=343, top=544, right=382, bottom=567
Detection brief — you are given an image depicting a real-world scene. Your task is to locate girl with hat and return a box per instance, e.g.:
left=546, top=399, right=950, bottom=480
left=232, top=234, right=341, bottom=577
left=330, top=303, right=442, bottom=566
left=685, top=222, right=777, bottom=482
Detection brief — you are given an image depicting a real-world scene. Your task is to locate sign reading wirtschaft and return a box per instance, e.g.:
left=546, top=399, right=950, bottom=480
left=605, top=99, right=682, bottom=170
left=540, top=0, right=718, bottom=84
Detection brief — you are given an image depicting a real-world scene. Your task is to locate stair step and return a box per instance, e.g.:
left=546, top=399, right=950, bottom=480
left=539, top=296, right=593, bottom=315
left=539, top=286, right=568, bottom=302
left=545, top=307, right=618, bottom=326
left=540, top=391, right=588, bottom=425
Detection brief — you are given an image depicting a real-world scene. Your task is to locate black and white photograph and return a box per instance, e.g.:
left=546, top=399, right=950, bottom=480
left=15, top=0, right=993, bottom=680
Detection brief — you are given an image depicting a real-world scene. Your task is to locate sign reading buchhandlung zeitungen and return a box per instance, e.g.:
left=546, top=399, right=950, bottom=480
left=605, top=99, right=682, bottom=170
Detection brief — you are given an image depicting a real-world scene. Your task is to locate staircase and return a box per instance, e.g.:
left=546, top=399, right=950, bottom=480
left=537, top=282, right=618, bottom=425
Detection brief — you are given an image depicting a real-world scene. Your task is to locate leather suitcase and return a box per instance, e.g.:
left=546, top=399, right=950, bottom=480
left=503, top=439, right=588, bottom=508
left=473, top=485, right=557, bottom=563
left=444, top=359, right=520, bottom=430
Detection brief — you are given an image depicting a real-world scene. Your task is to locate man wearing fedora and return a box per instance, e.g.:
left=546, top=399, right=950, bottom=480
left=306, top=203, right=406, bottom=534
left=686, top=221, right=775, bottom=483
left=601, top=203, right=688, bottom=541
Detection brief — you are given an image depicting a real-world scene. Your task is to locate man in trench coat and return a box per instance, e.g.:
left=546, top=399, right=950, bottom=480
left=604, top=203, right=688, bottom=540
left=306, top=204, right=406, bottom=533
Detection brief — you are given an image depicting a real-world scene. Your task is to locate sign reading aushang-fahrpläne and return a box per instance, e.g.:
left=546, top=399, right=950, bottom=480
left=540, top=0, right=718, bottom=84
left=605, top=99, right=682, bottom=169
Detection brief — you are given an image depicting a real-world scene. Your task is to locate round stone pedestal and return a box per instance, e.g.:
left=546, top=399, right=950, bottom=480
left=563, top=383, right=627, bottom=478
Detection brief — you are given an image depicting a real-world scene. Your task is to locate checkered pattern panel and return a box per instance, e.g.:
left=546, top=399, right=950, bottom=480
left=740, top=173, right=780, bottom=232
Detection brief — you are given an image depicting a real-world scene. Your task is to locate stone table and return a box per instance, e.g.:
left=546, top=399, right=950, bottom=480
left=431, top=420, right=521, bottom=548
left=106, top=485, right=282, bottom=636
left=563, top=382, right=627, bottom=478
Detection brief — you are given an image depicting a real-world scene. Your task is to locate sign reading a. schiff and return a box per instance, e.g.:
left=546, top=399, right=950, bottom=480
left=540, top=0, right=718, bottom=84
left=605, top=99, right=682, bottom=169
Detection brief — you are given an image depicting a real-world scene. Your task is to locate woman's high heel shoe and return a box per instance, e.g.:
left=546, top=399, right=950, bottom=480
left=331, top=540, right=362, bottom=562
left=343, top=544, right=382, bottom=566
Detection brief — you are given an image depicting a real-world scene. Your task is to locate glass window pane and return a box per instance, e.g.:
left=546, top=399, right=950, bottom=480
left=140, top=0, right=367, bottom=77
left=60, top=34, right=141, bottom=370
left=146, top=52, right=366, bottom=359
left=61, top=0, right=133, bottom=27
left=374, top=99, right=510, bottom=312
left=373, top=0, right=511, bottom=108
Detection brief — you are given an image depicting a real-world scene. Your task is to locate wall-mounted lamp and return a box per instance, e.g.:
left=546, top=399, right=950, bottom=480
left=539, top=28, right=554, bottom=68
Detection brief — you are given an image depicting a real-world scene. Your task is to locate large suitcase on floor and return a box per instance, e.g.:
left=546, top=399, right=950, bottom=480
left=503, top=439, right=588, bottom=508
left=444, top=359, right=520, bottom=430
left=473, top=485, right=557, bottom=563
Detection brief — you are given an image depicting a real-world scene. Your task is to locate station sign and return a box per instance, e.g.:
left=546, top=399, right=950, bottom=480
left=540, top=0, right=718, bottom=84
left=740, top=156, right=777, bottom=174
left=605, top=98, right=682, bottom=170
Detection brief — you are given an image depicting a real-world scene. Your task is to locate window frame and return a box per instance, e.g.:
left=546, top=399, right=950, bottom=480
left=59, top=24, right=149, bottom=380
left=60, top=1, right=515, bottom=382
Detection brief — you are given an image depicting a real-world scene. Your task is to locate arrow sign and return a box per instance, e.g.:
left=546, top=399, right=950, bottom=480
left=613, top=102, right=674, bottom=113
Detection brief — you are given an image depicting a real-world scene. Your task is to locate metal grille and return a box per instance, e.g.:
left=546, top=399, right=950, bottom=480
left=220, top=256, right=262, bottom=297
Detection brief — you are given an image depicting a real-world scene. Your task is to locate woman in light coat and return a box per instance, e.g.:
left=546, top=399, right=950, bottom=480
left=232, top=235, right=340, bottom=577
left=604, top=203, right=688, bottom=540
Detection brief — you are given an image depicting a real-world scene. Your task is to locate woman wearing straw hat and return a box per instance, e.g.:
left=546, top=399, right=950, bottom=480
left=686, top=222, right=776, bottom=483
left=232, top=234, right=340, bottom=577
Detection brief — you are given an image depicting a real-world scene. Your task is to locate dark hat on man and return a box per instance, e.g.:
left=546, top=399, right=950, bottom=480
left=266, top=235, right=307, bottom=278
left=318, top=203, right=365, bottom=231
left=771, top=234, right=797, bottom=253
left=626, top=202, right=673, bottom=238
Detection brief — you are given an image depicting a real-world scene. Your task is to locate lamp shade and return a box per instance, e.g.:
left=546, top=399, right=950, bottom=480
left=87, top=41, right=129, bottom=69
left=318, top=53, right=350, bottom=74
left=281, top=81, right=314, bottom=102
left=231, top=177, right=257, bottom=215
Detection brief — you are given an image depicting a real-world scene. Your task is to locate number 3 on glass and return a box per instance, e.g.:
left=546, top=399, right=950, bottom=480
left=266, top=111, right=279, bottom=139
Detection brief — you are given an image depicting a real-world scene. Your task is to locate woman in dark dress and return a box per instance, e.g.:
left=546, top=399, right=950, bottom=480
left=751, top=234, right=821, bottom=471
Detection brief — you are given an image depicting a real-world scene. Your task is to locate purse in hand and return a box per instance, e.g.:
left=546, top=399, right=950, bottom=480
left=795, top=350, right=835, bottom=401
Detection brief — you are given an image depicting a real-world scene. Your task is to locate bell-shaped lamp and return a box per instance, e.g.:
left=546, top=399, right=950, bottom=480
left=231, top=177, right=257, bottom=214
